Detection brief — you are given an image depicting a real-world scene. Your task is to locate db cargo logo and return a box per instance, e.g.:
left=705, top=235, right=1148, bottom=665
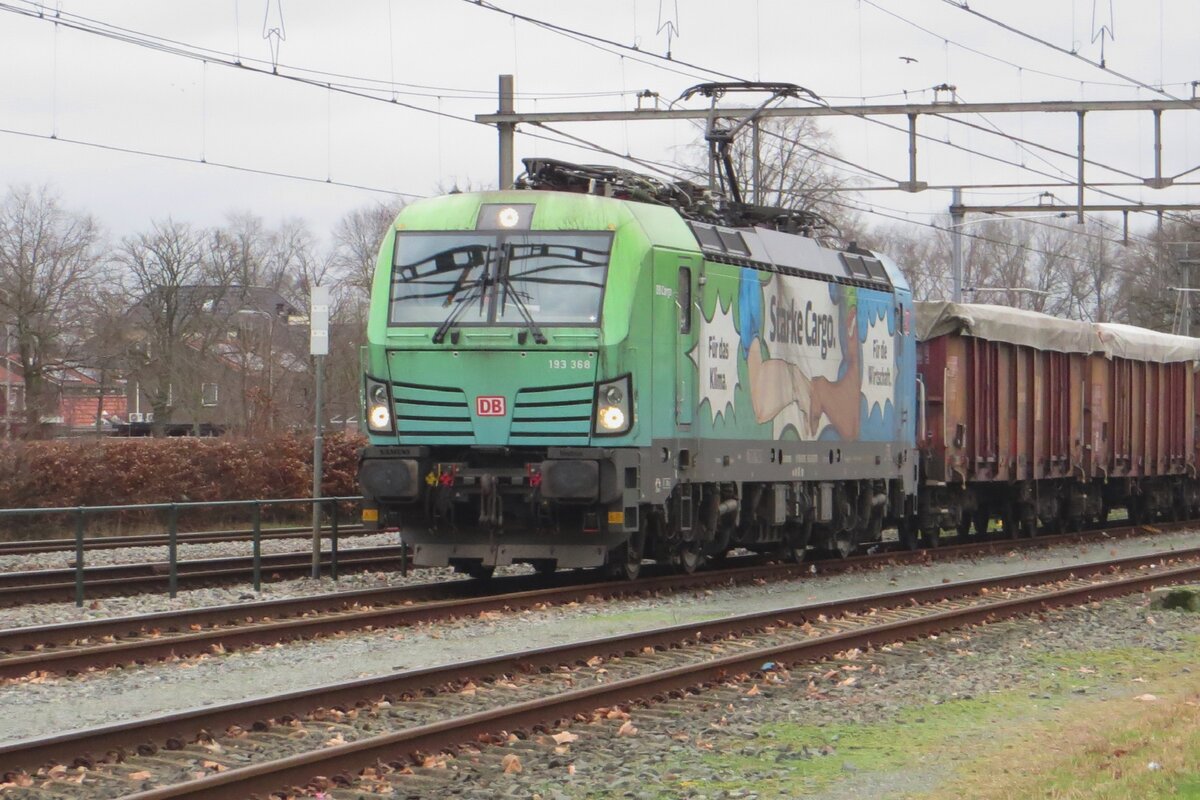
left=476, top=396, right=507, bottom=416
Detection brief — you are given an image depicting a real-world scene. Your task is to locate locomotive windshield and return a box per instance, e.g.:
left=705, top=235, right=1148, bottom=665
left=389, top=232, right=611, bottom=328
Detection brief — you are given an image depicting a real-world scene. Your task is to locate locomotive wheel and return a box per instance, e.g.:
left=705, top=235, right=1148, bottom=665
left=973, top=510, right=990, bottom=536
left=920, top=527, right=941, bottom=548
left=531, top=559, right=558, bottom=576
left=465, top=564, right=495, bottom=580
left=784, top=519, right=813, bottom=563
left=675, top=540, right=703, bottom=574
left=833, top=528, right=860, bottom=558
left=897, top=519, right=920, bottom=550
left=607, top=523, right=646, bottom=581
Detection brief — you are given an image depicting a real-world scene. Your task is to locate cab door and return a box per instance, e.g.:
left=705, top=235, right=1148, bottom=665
left=675, top=260, right=698, bottom=430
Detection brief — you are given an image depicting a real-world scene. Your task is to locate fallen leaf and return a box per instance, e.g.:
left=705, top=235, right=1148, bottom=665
left=502, top=754, right=522, bottom=774
left=617, top=721, right=638, bottom=737
left=1134, top=694, right=1159, bottom=702
left=127, top=771, right=152, bottom=781
left=552, top=731, right=579, bottom=744
left=745, top=684, right=760, bottom=696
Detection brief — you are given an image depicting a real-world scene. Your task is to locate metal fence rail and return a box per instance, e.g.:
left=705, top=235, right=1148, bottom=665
left=0, top=496, right=369, bottom=606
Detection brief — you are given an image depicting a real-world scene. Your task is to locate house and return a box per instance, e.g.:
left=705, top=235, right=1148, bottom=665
left=122, top=286, right=313, bottom=434
left=0, top=355, right=127, bottom=437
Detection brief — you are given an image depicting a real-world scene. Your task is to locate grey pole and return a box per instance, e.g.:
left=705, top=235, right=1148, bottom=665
left=308, top=285, right=330, bottom=579
left=1184, top=260, right=1192, bottom=339
left=311, top=351, right=324, bottom=579
left=498, top=74, right=514, bottom=189
left=951, top=187, right=964, bottom=303
left=3, top=323, right=10, bottom=440
left=751, top=119, right=761, bottom=206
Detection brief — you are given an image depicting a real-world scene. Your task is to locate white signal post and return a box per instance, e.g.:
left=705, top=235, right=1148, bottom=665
left=310, top=286, right=330, bottom=578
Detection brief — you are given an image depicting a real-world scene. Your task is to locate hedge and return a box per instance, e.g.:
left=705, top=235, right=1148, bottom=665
left=0, top=432, right=366, bottom=536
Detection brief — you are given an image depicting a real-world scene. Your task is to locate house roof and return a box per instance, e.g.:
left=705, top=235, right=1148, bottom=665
left=127, top=285, right=302, bottom=324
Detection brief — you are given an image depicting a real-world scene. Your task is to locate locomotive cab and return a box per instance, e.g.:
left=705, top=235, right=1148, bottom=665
left=358, top=190, right=681, bottom=574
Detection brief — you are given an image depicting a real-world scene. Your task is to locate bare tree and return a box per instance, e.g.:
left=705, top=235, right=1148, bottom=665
left=0, top=186, right=104, bottom=437
left=682, top=115, right=857, bottom=235
left=329, top=201, right=404, bottom=302
left=1108, top=218, right=1200, bottom=331
left=854, top=224, right=949, bottom=301
left=116, top=219, right=241, bottom=435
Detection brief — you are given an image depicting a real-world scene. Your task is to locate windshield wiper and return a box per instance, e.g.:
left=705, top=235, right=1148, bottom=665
left=432, top=275, right=488, bottom=344
left=498, top=271, right=548, bottom=345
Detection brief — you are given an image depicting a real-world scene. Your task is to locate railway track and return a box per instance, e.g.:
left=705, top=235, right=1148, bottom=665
left=0, top=512, right=1168, bottom=609
left=0, top=546, right=412, bottom=606
left=0, top=521, right=1189, bottom=681
left=1, top=546, right=1195, bottom=798
left=0, top=525, right=371, bottom=558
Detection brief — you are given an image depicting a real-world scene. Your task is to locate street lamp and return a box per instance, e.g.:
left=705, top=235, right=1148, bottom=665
left=236, top=309, right=275, bottom=430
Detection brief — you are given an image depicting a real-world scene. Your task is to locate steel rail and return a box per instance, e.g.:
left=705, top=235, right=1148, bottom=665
left=127, top=559, right=1200, bottom=800
left=0, top=520, right=1181, bottom=678
left=0, top=546, right=413, bottom=605
left=3, top=547, right=1196, bottom=782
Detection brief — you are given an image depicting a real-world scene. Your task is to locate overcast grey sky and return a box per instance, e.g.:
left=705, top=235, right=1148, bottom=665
left=2, top=0, right=1198, bottom=244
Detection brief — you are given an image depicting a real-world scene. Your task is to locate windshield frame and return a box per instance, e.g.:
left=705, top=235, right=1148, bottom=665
left=388, top=230, right=613, bottom=329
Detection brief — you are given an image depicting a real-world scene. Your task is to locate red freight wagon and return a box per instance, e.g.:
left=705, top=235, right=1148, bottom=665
left=1094, top=322, right=1200, bottom=520
left=915, top=302, right=1200, bottom=545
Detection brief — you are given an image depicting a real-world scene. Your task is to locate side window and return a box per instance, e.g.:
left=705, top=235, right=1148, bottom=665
left=678, top=266, right=692, bottom=334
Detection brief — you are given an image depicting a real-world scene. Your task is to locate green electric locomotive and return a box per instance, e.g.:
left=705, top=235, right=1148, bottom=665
left=358, top=160, right=918, bottom=578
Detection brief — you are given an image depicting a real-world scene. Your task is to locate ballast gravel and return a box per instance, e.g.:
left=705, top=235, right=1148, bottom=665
left=0, top=541, right=537, bottom=631
left=414, top=595, right=1200, bottom=800
left=0, top=528, right=1197, bottom=746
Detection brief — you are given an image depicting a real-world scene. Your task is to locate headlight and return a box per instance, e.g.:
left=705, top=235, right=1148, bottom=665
left=365, top=377, right=393, bottom=433
left=594, top=375, right=632, bottom=435
left=369, top=404, right=392, bottom=429
left=598, top=406, right=625, bottom=430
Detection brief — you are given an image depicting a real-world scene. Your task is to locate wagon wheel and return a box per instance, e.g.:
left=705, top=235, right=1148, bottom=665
left=999, top=508, right=1015, bottom=539
left=531, top=559, right=558, bottom=576
left=897, top=518, right=921, bottom=551
left=1127, top=496, right=1144, bottom=525
left=920, top=527, right=941, bottom=549
left=973, top=510, right=991, bottom=536
left=607, top=517, right=647, bottom=581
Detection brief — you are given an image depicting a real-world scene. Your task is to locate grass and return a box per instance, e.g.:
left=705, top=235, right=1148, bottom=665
left=616, top=634, right=1200, bottom=799
left=926, top=639, right=1200, bottom=800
